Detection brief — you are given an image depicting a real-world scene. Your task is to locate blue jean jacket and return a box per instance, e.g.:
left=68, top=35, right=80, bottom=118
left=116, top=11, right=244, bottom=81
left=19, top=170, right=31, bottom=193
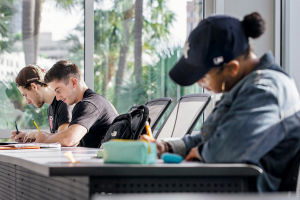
left=168, top=52, right=300, bottom=192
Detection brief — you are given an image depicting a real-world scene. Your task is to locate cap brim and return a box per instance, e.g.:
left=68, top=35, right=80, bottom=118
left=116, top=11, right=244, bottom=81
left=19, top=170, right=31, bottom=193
left=169, top=56, right=210, bottom=86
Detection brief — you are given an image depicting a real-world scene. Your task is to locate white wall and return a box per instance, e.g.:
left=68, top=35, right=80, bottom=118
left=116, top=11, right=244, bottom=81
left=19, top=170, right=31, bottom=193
left=224, top=0, right=276, bottom=59
left=282, top=0, right=300, bottom=92
left=206, top=0, right=279, bottom=60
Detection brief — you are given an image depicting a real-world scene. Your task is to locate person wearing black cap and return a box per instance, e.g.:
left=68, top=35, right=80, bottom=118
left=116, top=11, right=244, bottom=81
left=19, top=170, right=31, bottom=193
left=141, top=12, right=300, bottom=191
left=11, top=65, right=73, bottom=142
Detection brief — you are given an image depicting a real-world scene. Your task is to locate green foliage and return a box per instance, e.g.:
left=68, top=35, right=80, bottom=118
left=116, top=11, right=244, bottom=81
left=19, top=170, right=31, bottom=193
left=14, top=32, right=22, bottom=41
left=0, top=0, right=15, bottom=53
left=114, top=46, right=179, bottom=113
left=3, top=82, right=49, bottom=130
left=114, top=45, right=202, bottom=129
left=54, top=0, right=83, bottom=12
left=64, top=22, right=84, bottom=70
left=143, top=0, right=176, bottom=50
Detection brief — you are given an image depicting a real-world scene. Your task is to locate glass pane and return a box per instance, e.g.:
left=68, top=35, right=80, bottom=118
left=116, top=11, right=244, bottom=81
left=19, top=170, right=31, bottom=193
left=0, top=0, right=84, bottom=133
left=93, top=0, right=204, bottom=131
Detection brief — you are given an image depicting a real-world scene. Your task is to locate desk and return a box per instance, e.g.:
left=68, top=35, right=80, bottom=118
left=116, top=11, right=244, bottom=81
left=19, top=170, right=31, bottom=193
left=0, top=147, right=263, bottom=200
left=92, top=193, right=300, bottom=200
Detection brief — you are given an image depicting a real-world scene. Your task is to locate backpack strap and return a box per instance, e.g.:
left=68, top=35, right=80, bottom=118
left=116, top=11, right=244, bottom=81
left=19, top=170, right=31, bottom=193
left=130, top=105, right=149, bottom=139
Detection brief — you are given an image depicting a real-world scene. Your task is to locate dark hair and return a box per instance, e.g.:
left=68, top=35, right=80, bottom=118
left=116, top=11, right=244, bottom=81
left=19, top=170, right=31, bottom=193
left=242, top=12, right=265, bottom=39
left=45, top=60, right=82, bottom=84
left=241, top=12, right=265, bottom=59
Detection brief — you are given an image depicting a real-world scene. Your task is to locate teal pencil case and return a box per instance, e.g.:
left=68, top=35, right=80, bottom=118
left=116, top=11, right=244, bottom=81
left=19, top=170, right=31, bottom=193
left=102, top=139, right=157, bottom=164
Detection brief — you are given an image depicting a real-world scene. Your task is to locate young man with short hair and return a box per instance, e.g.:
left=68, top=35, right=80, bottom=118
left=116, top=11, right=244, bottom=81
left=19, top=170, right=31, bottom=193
left=11, top=65, right=73, bottom=142
left=34, top=60, right=118, bottom=148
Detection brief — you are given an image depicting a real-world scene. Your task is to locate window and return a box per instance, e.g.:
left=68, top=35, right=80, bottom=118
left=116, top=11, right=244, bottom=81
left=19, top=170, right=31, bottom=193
left=93, top=0, right=204, bottom=130
left=0, top=0, right=84, bottom=139
left=0, top=0, right=204, bottom=140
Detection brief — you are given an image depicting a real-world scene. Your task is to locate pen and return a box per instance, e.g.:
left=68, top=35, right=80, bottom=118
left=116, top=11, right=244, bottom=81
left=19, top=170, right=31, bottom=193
left=32, top=119, right=41, bottom=133
left=145, top=121, right=154, bottom=142
left=15, top=121, right=21, bottom=142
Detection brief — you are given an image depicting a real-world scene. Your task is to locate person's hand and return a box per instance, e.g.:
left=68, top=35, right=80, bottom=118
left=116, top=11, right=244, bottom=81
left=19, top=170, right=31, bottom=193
left=24, top=131, right=39, bottom=143
left=35, top=131, right=52, bottom=143
left=11, top=130, right=27, bottom=142
left=184, top=147, right=202, bottom=162
left=139, top=134, right=165, bottom=158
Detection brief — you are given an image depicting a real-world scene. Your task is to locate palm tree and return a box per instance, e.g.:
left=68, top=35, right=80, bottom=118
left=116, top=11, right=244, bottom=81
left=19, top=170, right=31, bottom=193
left=22, top=0, right=80, bottom=65
left=114, top=0, right=175, bottom=106
left=94, top=9, right=123, bottom=96
left=134, top=0, right=143, bottom=85
left=115, top=46, right=182, bottom=114
left=115, top=1, right=134, bottom=96
left=22, top=0, right=42, bottom=65
left=60, top=0, right=177, bottom=113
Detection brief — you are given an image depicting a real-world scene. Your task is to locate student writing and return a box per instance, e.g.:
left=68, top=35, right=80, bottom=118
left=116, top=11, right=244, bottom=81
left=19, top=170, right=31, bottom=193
left=141, top=12, right=300, bottom=192
left=11, top=65, right=73, bottom=142
left=33, top=60, right=118, bottom=148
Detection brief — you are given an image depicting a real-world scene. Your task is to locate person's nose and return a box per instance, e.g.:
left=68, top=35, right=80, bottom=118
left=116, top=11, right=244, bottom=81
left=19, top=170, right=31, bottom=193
left=197, top=79, right=206, bottom=87
left=56, top=94, right=63, bottom=101
left=25, top=97, right=31, bottom=105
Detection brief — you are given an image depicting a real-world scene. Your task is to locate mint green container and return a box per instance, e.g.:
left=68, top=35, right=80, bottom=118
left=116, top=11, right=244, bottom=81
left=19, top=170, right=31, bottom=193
left=103, top=140, right=157, bottom=164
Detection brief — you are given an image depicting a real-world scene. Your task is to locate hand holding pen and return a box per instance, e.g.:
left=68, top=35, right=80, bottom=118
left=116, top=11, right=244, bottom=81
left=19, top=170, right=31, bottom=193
left=15, top=121, right=21, bottom=142
left=145, top=121, right=155, bottom=142
left=11, top=121, right=27, bottom=142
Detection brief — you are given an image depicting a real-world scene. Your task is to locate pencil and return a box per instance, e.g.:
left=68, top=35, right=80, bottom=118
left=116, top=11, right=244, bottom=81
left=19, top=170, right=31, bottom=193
left=32, top=119, right=41, bottom=133
left=145, top=121, right=154, bottom=142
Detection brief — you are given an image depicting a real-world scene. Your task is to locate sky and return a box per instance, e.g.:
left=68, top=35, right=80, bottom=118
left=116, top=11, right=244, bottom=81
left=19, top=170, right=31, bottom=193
left=39, top=0, right=191, bottom=45
left=167, top=0, right=192, bottom=46
left=40, top=0, right=83, bottom=41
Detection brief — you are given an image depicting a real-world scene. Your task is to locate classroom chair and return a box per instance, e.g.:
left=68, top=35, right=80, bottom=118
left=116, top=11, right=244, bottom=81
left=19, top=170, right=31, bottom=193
left=128, top=97, right=173, bottom=131
left=155, top=93, right=211, bottom=140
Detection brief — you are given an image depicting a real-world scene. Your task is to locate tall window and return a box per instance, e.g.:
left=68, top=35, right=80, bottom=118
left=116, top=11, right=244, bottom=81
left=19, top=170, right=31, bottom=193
left=93, top=0, right=204, bottom=130
left=0, top=0, right=84, bottom=136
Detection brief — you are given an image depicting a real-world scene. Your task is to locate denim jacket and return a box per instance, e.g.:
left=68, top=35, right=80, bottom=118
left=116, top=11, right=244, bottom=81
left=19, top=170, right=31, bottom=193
left=168, top=52, right=300, bottom=192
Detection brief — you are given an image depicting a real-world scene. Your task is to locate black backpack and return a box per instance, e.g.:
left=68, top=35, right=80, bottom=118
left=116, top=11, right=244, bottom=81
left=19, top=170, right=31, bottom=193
left=100, top=105, right=149, bottom=146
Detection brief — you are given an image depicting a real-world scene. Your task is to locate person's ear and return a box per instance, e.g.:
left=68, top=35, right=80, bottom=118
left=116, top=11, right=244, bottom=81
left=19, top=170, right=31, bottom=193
left=70, top=77, right=78, bottom=88
left=30, top=83, right=38, bottom=91
left=225, top=60, right=240, bottom=77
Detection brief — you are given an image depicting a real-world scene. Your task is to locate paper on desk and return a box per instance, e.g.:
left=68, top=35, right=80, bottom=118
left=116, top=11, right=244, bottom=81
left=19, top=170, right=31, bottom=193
left=2, top=142, right=61, bottom=148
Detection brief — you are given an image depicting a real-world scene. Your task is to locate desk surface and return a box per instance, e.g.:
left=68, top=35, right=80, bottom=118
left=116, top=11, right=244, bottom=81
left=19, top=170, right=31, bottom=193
left=0, top=147, right=263, bottom=177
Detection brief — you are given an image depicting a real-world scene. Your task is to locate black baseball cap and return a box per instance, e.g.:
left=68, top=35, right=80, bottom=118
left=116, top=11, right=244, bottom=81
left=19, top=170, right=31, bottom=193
left=169, top=15, right=249, bottom=86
